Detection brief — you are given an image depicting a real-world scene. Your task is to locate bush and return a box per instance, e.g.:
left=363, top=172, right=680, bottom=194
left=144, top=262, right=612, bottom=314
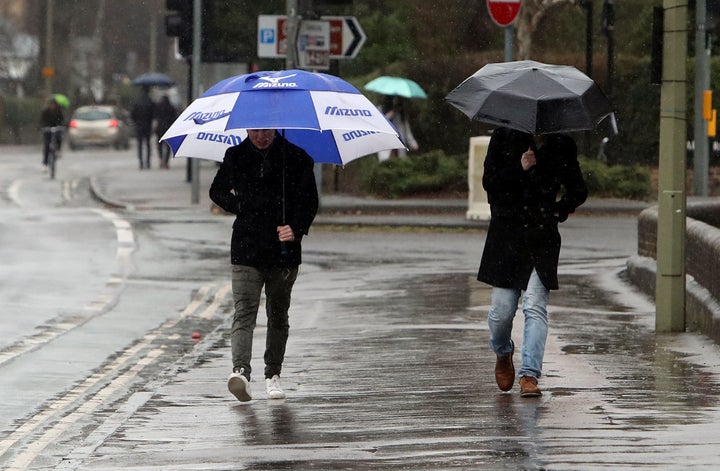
left=357, top=152, right=651, bottom=200
left=579, top=156, right=652, bottom=200
left=0, top=95, right=44, bottom=144
left=362, top=150, right=467, bottom=198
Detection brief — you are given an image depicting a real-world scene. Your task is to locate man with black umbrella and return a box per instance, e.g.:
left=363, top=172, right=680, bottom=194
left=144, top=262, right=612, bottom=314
left=479, top=127, right=587, bottom=397
left=209, top=129, right=318, bottom=402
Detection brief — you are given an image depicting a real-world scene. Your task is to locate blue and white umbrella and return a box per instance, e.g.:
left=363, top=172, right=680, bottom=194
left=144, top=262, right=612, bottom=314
left=160, top=69, right=406, bottom=165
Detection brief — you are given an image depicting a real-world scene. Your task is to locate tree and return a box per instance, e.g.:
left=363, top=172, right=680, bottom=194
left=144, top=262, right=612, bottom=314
left=516, top=0, right=574, bottom=59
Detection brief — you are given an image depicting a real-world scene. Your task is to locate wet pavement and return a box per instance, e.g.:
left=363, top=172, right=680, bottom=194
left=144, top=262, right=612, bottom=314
left=41, top=160, right=720, bottom=469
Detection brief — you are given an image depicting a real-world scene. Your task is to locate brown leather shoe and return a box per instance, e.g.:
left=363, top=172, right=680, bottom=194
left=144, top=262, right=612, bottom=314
left=494, top=349, right=515, bottom=391
left=519, top=376, right=542, bottom=397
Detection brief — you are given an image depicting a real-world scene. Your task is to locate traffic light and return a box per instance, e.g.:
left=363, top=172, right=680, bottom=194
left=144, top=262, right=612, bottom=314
left=165, top=0, right=193, bottom=57
left=709, top=110, right=717, bottom=138
left=704, top=90, right=713, bottom=121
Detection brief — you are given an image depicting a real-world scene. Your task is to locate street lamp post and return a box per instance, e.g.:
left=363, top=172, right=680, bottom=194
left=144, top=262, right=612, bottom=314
left=44, top=0, right=54, bottom=97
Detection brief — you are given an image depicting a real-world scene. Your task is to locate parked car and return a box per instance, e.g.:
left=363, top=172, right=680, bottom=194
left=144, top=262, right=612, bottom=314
left=68, top=105, right=131, bottom=150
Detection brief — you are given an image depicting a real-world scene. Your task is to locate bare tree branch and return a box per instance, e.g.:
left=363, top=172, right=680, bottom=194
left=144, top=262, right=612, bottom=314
left=516, top=0, right=574, bottom=59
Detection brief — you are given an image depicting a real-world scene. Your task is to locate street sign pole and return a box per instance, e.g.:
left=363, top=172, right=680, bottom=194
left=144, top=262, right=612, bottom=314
left=504, top=26, right=514, bottom=61
left=286, top=0, right=300, bottom=69
left=191, top=0, right=202, bottom=204
left=695, top=0, right=710, bottom=196
left=487, top=0, right=522, bottom=61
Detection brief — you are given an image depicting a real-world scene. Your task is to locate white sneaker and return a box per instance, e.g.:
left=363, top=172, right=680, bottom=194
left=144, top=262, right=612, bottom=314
left=265, top=375, right=286, bottom=399
left=228, top=371, right=252, bottom=402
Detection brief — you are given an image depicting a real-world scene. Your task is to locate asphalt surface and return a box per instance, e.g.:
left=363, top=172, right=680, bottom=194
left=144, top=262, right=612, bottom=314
left=52, top=159, right=720, bottom=470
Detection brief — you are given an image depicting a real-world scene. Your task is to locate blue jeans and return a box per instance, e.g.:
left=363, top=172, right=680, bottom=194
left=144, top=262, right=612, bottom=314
left=487, top=269, right=549, bottom=379
left=230, top=265, right=298, bottom=380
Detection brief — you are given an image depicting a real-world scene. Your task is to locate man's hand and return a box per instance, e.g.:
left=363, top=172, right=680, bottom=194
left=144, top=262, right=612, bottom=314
left=277, top=225, right=295, bottom=242
left=521, top=147, right=536, bottom=171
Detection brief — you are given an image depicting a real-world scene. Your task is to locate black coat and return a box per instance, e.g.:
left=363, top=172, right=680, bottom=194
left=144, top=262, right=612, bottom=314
left=477, top=127, right=588, bottom=290
left=209, top=133, right=318, bottom=268
left=131, top=95, right=155, bottom=135
left=40, top=105, right=64, bottom=128
left=154, top=97, right=178, bottom=137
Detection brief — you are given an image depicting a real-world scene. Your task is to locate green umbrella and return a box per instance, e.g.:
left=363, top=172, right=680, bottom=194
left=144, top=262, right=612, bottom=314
left=364, top=76, right=427, bottom=99
left=53, top=93, right=70, bottom=109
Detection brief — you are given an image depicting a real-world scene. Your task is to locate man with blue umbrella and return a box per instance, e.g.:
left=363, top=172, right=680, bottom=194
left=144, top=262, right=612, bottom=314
left=209, top=128, right=318, bottom=402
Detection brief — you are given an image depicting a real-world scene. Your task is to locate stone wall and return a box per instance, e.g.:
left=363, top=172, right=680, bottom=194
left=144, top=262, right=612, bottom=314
left=628, top=202, right=720, bottom=343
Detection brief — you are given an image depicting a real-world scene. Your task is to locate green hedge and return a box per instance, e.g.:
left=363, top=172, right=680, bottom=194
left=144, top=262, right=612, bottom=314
left=358, top=150, right=651, bottom=200
left=0, top=96, right=44, bottom=144
left=362, top=150, right=467, bottom=198
left=579, top=156, right=652, bottom=200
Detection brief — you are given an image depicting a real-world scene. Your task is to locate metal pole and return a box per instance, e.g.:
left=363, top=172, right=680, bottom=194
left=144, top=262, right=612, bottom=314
left=44, top=0, right=54, bottom=97
left=602, top=0, right=615, bottom=95
left=504, top=25, right=514, bottom=61
left=584, top=0, right=593, bottom=77
left=190, top=0, right=202, bottom=204
left=286, top=0, right=299, bottom=69
left=656, top=0, right=687, bottom=332
left=695, top=0, right=710, bottom=196
left=149, top=10, right=157, bottom=73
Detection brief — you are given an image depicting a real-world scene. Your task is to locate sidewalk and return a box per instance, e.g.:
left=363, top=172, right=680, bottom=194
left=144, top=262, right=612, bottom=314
left=89, top=158, right=652, bottom=226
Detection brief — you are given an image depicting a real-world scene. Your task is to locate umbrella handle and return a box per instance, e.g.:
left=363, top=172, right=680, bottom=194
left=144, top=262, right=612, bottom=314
left=280, top=130, right=288, bottom=258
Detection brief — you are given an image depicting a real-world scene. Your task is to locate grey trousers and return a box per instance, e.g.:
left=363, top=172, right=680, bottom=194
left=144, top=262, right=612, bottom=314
left=230, top=264, right=298, bottom=380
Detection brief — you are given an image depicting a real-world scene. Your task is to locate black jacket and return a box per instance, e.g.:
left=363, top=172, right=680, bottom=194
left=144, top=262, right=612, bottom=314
left=40, top=105, right=64, bottom=128
left=209, top=133, right=318, bottom=268
left=154, top=97, right=178, bottom=137
left=131, top=95, right=155, bottom=135
left=477, top=127, right=587, bottom=290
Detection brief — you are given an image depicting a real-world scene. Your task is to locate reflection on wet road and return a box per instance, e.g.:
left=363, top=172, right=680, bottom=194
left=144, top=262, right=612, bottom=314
left=70, top=227, right=720, bottom=470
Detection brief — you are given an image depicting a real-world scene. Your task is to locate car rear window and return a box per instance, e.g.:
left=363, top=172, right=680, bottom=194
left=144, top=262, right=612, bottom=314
left=75, top=110, right=112, bottom=121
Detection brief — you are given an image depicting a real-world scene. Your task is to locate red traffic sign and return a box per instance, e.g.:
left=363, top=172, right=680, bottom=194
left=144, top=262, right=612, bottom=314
left=487, top=0, right=522, bottom=27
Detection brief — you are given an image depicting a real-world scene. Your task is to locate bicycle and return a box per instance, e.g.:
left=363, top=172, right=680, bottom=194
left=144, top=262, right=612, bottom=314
left=42, top=126, right=64, bottom=180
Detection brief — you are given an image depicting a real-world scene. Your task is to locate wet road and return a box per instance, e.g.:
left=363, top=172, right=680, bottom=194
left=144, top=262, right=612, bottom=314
left=50, top=228, right=720, bottom=470
left=2, top=147, right=719, bottom=470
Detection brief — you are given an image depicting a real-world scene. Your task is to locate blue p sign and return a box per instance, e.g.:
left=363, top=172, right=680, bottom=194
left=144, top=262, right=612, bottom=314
left=260, top=29, right=275, bottom=44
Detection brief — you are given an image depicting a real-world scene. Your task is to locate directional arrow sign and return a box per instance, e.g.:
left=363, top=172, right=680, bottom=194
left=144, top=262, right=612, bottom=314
left=487, top=0, right=522, bottom=27
left=324, top=16, right=367, bottom=58
left=258, top=15, right=366, bottom=60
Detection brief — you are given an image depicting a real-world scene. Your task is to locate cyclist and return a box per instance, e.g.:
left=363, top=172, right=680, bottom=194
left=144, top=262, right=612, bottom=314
left=40, top=97, right=65, bottom=170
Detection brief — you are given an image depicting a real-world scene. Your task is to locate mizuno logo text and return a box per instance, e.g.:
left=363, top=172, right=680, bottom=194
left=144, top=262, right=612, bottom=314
left=325, top=106, right=373, bottom=117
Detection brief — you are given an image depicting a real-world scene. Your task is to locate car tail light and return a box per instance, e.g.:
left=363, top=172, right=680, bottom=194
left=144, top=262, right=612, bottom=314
left=109, top=119, right=119, bottom=128
left=69, top=120, right=78, bottom=128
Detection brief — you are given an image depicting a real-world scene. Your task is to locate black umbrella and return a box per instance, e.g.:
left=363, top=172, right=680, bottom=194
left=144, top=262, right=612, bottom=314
left=131, top=72, right=175, bottom=88
left=445, top=60, right=614, bottom=134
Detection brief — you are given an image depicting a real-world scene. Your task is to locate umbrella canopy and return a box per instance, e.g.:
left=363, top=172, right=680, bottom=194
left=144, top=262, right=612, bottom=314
left=160, top=69, right=406, bottom=165
left=53, top=93, right=70, bottom=109
left=132, top=72, right=175, bottom=88
left=364, top=76, right=427, bottom=99
left=445, top=60, right=614, bottom=134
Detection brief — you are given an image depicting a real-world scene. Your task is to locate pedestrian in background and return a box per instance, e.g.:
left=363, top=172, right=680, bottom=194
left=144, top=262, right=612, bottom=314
left=131, top=86, right=155, bottom=169
left=39, top=97, right=65, bottom=169
left=378, top=96, right=418, bottom=161
left=209, top=129, right=318, bottom=402
left=154, top=95, right=178, bottom=169
left=479, top=126, right=587, bottom=397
